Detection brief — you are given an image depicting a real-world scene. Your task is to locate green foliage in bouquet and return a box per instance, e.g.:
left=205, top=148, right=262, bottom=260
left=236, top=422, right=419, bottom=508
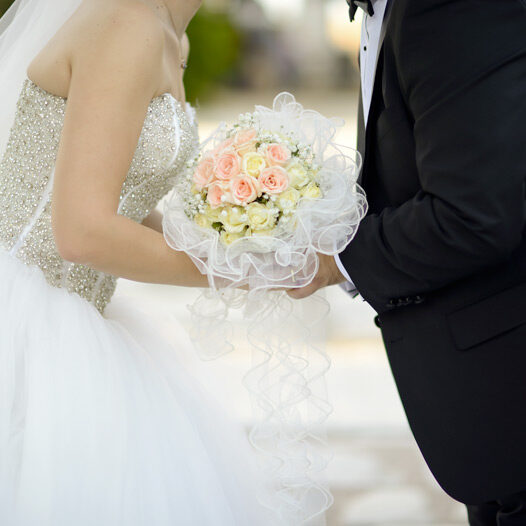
left=0, top=2, right=241, bottom=105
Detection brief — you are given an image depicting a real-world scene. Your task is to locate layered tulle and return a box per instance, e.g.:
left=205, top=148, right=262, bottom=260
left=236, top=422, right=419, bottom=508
left=163, top=93, right=367, bottom=523
left=164, top=92, right=367, bottom=293
left=0, top=250, right=275, bottom=526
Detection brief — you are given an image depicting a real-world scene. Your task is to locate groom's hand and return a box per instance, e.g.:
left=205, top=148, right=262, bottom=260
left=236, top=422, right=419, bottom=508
left=287, top=255, right=346, bottom=300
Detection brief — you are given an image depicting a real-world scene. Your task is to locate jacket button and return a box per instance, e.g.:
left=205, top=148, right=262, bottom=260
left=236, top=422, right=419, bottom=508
left=414, top=295, right=424, bottom=304
left=374, top=315, right=381, bottom=328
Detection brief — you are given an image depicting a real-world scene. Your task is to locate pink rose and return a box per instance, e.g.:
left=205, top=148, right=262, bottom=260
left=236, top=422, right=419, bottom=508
left=235, top=128, right=258, bottom=146
left=234, top=128, right=258, bottom=156
left=266, top=143, right=291, bottom=166
left=215, top=151, right=241, bottom=181
left=230, top=175, right=261, bottom=205
left=211, top=137, right=235, bottom=156
left=193, top=157, right=215, bottom=190
left=207, top=182, right=230, bottom=208
left=258, top=166, right=289, bottom=195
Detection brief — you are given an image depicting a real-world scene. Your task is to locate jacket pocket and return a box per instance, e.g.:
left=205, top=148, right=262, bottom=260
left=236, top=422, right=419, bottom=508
left=447, top=283, right=526, bottom=351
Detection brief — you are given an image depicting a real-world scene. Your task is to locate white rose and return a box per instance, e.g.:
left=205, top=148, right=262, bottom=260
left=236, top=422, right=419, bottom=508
left=242, top=152, right=267, bottom=178
left=287, top=160, right=310, bottom=189
left=194, top=213, right=213, bottom=229
left=246, top=202, right=276, bottom=231
left=301, top=182, right=322, bottom=200
left=222, top=206, right=248, bottom=234
left=276, top=187, right=300, bottom=213
left=220, top=230, right=245, bottom=246
left=203, top=205, right=223, bottom=222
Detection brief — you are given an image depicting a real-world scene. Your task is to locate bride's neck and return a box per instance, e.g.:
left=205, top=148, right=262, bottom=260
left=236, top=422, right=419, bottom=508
left=155, top=0, right=202, bottom=38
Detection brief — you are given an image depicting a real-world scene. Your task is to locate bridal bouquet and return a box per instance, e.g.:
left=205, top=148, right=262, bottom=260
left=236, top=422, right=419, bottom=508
left=165, top=93, right=366, bottom=293
left=185, top=117, right=324, bottom=246
left=163, top=93, right=367, bottom=525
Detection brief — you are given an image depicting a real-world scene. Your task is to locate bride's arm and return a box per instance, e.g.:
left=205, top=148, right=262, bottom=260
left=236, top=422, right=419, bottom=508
left=142, top=210, right=164, bottom=233
left=52, top=5, right=206, bottom=287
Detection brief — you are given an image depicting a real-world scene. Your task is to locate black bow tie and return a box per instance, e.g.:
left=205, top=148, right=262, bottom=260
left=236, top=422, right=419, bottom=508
left=347, top=0, right=375, bottom=21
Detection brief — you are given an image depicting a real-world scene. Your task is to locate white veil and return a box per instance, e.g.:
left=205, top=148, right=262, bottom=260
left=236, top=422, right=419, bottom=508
left=0, top=0, right=81, bottom=155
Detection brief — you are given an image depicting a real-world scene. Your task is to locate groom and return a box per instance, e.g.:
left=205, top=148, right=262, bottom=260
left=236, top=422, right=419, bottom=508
left=290, top=0, right=526, bottom=523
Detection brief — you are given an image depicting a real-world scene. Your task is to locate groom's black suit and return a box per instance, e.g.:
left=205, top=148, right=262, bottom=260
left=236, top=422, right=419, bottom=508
left=340, top=0, right=526, bottom=505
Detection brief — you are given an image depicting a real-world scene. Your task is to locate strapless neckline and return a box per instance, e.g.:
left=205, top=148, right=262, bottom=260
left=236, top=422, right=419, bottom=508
left=26, top=77, right=193, bottom=118
left=0, top=76, right=199, bottom=314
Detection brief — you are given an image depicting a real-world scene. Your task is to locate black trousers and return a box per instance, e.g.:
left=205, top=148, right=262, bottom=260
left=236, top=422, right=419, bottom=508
left=467, top=492, right=526, bottom=526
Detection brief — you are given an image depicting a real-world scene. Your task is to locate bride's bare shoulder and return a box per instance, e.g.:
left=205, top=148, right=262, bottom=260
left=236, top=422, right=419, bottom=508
left=29, top=0, right=164, bottom=97
left=73, top=1, right=165, bottom=54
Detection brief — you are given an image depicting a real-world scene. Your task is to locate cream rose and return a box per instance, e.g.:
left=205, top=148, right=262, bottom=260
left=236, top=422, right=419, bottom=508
left=258, top=166, right=289, bottom=195
left=194, top=213, right=213, bottom=229
left=301, top=182, right=322, bottom=199
left=230, top=175, right=261, bottom=206
left=220, top=230, right=245, bottom=246
left=276, top=187, right=300, bottom=213
left=222, top=206, right=248, bottom=234
left=266, top=143, right=292, bottom=166
left=203, top=205, right=223, bottom=222
left=246, top=202, right=276, bottom=232
left=242, top=152, right=267, bottom=178
left=287, top=160, right=311, bottom=189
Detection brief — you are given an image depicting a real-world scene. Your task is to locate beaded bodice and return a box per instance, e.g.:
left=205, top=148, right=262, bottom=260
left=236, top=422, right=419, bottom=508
left=0, top=79, right=198, bottom=313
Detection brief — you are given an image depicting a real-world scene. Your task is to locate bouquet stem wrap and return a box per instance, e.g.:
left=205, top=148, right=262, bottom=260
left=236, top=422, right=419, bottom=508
left=163, top=93, right=367, bottom=524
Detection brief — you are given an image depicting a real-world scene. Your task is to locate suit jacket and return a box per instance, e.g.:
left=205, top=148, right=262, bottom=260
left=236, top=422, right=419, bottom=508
left=340, top=0, right=526, bottom=504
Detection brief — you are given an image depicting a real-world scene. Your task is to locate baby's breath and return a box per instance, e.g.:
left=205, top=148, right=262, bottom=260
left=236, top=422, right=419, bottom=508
left=184, top=110, right=323, bottom=241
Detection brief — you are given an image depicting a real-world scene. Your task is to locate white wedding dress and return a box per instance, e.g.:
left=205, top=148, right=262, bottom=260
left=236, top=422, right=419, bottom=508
left=0, top=79, right=275, bottom=525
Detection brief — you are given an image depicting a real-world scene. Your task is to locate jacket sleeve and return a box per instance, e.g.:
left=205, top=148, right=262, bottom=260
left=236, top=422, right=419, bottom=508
left=339, top=0, right=526, bottom=313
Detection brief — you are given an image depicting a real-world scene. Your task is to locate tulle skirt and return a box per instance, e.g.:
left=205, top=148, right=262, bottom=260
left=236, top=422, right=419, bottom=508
left=0, top=250, right=274, bottom=526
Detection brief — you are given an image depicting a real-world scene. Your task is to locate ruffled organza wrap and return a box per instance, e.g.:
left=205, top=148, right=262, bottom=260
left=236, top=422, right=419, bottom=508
left=163, top=93, right=367, bottom=525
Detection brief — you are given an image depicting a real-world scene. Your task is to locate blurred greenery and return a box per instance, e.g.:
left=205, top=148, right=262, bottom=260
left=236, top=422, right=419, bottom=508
left=185, top=9, right=240, bottom=104
left=0, top=2, right=241, bottom=104
left=0, top=0, right=12, bottom=16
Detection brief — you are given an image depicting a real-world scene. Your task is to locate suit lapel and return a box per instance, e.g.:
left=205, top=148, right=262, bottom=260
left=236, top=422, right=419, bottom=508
left=357, top=89, right=366, bottom=177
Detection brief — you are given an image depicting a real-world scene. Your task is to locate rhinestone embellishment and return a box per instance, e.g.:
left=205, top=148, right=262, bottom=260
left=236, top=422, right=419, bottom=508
left=0, top=80, right=199, bottom=314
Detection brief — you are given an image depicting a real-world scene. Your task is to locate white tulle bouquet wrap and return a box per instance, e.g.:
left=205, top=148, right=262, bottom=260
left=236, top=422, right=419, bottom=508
left=163, top=93, right=367, bottom=525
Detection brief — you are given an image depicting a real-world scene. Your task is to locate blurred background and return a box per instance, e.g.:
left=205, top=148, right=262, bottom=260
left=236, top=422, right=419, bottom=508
left=0, top=0, right=468, bottom=524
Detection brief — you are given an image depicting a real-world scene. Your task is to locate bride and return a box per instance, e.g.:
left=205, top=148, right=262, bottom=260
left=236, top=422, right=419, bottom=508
left=0, top=0, right=277, bottom=524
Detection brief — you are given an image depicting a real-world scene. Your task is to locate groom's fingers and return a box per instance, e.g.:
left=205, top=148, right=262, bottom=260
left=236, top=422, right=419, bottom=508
left=287, top=254, right=346, bottom=299
left=287, top=280, right=321, bottom=300
left=287, top=287, right=309, bottom=300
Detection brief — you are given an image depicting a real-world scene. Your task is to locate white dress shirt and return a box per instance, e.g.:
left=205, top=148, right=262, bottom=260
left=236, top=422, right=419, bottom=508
left=335, top=0, right=389, bottom=293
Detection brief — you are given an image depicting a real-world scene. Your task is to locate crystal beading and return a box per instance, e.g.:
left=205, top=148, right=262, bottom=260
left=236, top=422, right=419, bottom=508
left=0, top=80, right=198, bottom=313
